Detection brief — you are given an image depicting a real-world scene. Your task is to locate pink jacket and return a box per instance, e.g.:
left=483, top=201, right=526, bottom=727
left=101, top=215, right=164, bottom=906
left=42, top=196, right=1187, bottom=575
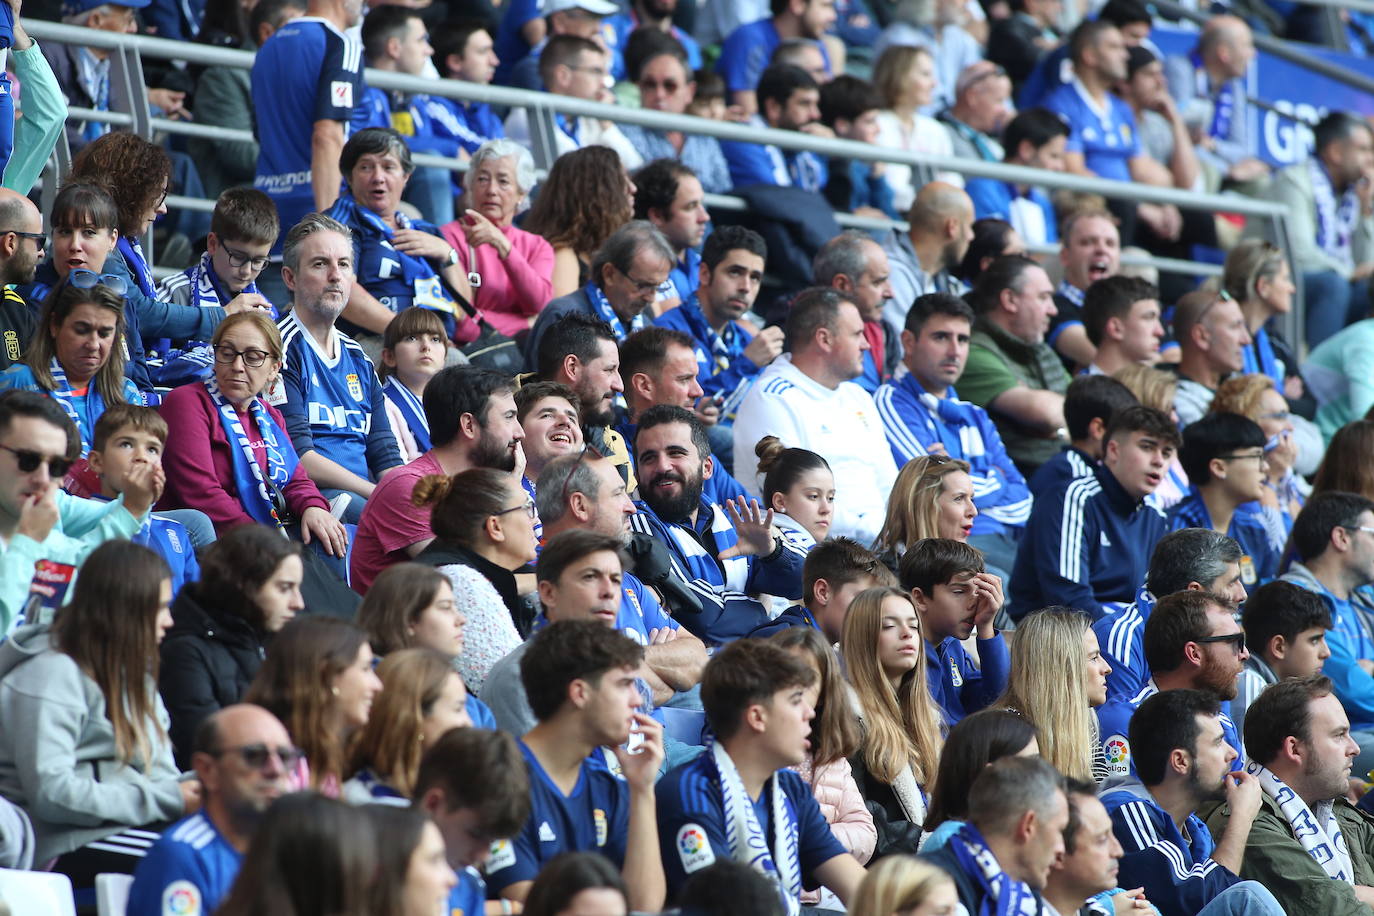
left=440, top=220, right=555, bottom=337
left=792, top=755, right=876, bottom=903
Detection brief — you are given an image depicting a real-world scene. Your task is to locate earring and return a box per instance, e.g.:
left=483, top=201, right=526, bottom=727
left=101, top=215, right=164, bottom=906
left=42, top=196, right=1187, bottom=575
left=331, top=686, right=340, bottom=697
left=418, top=733, right=425, bottom=744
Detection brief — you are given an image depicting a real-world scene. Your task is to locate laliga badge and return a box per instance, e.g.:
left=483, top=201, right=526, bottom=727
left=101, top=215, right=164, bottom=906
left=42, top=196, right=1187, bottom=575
left=1239, top=555, right=1257, bottom=586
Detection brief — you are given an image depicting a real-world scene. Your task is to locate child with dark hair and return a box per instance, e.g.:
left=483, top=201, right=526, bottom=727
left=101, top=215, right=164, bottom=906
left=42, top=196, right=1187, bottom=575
left=1233, top=580, right=1333, bottom=737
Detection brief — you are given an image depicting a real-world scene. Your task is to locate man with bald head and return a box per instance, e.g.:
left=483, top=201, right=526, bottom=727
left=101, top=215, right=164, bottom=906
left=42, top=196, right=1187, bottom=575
left=880, top=181, right=975, bottom=331
left=0, top=189, right=43, bottom=371
left=128, top=704, right=297, bottom=915
left=939, top=60, right=1015, bottom=165
left=1164, top=14, right=1268, bottom=186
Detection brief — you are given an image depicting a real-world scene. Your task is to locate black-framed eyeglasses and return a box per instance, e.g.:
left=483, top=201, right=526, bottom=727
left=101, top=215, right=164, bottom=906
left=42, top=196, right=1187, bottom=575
left=1195, top=632, right=1246, bottom=653
left=0, top=229, right=46, bottom=249
left=616, top=264, right=663, bottom=295
left=495, top=496, right=537, bottom=520
left=212, top=743, right=303, bottom=770
left=222, top=244, right=271, bottom=272
left=0, top=443, right=72, bottom=478
left=68, top=268, right=128, bottom=296
left=214, top=345, right=271, bottom=368
left=1217, top=452, right=1267, bottom=464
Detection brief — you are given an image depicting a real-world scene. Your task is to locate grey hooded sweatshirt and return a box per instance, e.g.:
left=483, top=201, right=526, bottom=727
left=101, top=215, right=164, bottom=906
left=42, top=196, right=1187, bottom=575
left=0, top=624, right=184, bottom=862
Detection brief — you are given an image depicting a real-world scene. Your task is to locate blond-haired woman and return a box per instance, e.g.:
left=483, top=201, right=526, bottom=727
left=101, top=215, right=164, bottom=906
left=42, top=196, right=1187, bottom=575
left=873, top=455, right=976, bottom=576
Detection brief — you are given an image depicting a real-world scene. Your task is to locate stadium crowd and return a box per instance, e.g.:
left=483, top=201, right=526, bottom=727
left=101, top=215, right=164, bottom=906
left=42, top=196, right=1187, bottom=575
left=3, top=0, right=1374, bottom=911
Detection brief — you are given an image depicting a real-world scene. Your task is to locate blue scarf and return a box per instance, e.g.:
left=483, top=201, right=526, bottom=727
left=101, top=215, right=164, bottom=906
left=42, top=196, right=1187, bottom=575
left=681, top=296, right=746, bottom=372
left=47, top=357, right=104, bottom=456
left=1311, top=158, right=1360, bottom=267
left=380, top=376, right=431, bottom=453
left=584, top=282, right=646, bottom=339
left=117, top=236, right=156, bottom=298
left=1191, top=50, right=1237, bottom=140
left=949, top=822, right=1042, bottom=916
left=185, top=251, right=273, bottom=317
left=203, top=376, right=297, bottom=530
left=901, top=374, right=984, bottom=458
left=1056, top=280, right=1084, bottom=307
left=1241, top=326, right=1281, bottom=387
left=329, top=193, right=457, bottom=319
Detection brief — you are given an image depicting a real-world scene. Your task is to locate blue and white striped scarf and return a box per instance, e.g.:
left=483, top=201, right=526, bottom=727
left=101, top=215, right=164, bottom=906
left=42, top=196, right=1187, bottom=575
left=709, top=741, right=800, bottom=916
left=1248, top=760, right=1353, bottom=883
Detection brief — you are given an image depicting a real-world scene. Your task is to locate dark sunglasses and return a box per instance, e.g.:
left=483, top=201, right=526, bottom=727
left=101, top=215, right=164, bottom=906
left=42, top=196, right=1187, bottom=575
left=0, top=443, right=72, bottom=477
left=0, top=229, right=45, bottom=248
left=212, top=743, right=303, bottom=770
left=1194, top=632, right=1246, bottom=653
left=68, top=268, right=128, bottom=296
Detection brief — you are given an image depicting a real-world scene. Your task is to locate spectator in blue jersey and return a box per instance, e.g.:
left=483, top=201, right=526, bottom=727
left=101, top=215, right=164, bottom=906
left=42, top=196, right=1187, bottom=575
left=1028, top=373, right=1137, bottom=499
left=720, top=64, right=829, bottom=193
left=154, top=188, right=278, bottom=389
left=1047, top=209, right=1121, bottom=371
left=1097, top=591, right=1248, bottom=780
left=919, top=756, right=1070, bottom=916
left=525, top=221, right=675, bottom=369
left=325, top=128, right=475, bottom=354
left=751, top=535, right=887, bottom=640
left=1010, top=405, right=1176, bottom=621
left=503, top=35, right=644, bottom=170
left=879, top=182, right=974, bottom=334
left=249, top=0, right=364, bottom=270
left=0, top=190, right=42, bottom=372
left=342, top=648, right=474, bottom=804
left=1231, top=582, right=1331, bottom=740
left=428, top=20, right=504, bottom=167
left=875, top=292, right=1031, bottom=580
left=160, top=526, right=305, bottom=765
left=1100, top=689, right=1285, bottom=916
left=1172, top=413, right=1279, bottom=585
left=1272, top=112, right=1374, bottom=348
left=126, top=704, right=298, bottom=916
left=1094, top=528, right=1248, bottom=706
left=965, top=107, right=1067, bottom=248
left=900, top=537, right=1009, bottom=724
left=606, top=0, right=701, bottom=82
left=631, top=405, right=808, bottom=645
left=632, top=159, right=710, bottom=311
left=276, top=212, right=403, bottom=525
left=481, top=530, right=707, bottom=747
left=439, top=141, right=554, bottom=339
left=486, top=619, right=665, bottom=908
left=813, top=232, right=898, bottom=396
left=86, top=405, right=198, bottom=598
left=505, top=0, right=617, bottom=92
left=621, top=39, right=732, bottom=195
left=654, top=226, right=779, bottom=440
left=352, top=8, right=458, bottom=225
left=1279, top=491, right=1374, bottom=776
left=657, top=637, right=866, bottom=908
left=1017, top=0, right=1150, bottom=108
left=0, top=281, right=140, bottom=461
left=414, top=727, right=531, bottom=916
left=818, top=77, right=900, bottom=221
left=718, top=0, right=834, bottom=117
left=1081, top=276, right=1163, bottom=378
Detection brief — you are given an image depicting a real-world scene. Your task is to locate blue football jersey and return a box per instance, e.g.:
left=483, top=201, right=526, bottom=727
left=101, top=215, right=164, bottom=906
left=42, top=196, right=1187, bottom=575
left=126, top=813, right=243, bottom=916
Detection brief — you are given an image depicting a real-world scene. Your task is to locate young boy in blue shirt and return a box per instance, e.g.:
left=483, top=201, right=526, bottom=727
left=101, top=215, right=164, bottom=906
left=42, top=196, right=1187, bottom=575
left=656, top=638, right=866, bottom=914
left=86, top=404, right=199, bottom=597
left=900, top=537, right=1010, bottom=725
left=486, top=618, right=666, bottom=910
left=414, top=727, right=533, bottom=916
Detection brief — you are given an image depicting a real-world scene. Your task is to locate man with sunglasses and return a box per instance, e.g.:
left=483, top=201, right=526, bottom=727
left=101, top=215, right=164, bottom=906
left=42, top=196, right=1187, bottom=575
left=0, top=188, right=43, bottom=371
left=1096, top=590, right=1249, bottom=780
left=127, top=704, right=297, bottom=916
left=1281, top=491, right=1374, bottom=778
left=525, top=222, right=674, bottom=372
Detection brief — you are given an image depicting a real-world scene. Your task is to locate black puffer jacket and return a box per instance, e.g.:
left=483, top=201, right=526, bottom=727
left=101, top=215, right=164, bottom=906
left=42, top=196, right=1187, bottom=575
left=159, top=585, right=268, bottom=767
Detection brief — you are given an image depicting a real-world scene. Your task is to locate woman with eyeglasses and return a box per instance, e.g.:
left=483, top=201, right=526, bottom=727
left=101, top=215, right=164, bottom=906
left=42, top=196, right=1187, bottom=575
left=0, top=281, right=141, bottom=458
left=324, top=128, right=477, bottom=351
left=410, top=468, right=538, bottom=693
left=158, top=311, right=348, bottom=560
left=873, top=455, right=977, bottom=576
left=244, top=617, right=383, bottom=794
left=524, top=146, right=637, bottom=299
left=0, top=541, right=200, bottom=881
left=159, top=524, right=306, bottom=767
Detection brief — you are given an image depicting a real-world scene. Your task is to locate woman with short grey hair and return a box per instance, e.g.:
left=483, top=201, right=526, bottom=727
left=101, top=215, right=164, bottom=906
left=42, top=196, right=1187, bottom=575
left=440, top=139, right=555, bottom=336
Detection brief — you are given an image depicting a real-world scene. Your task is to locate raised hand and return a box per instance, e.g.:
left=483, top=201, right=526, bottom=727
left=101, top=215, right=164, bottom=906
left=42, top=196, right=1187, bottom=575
left=719, top=497, right=776, bottom=560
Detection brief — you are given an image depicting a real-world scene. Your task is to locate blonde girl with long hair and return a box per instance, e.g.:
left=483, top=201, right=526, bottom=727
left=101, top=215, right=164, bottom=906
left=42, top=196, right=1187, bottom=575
left=993, top=607, right=1112, bottom=783
left=842, top=586, right=945, bottom=859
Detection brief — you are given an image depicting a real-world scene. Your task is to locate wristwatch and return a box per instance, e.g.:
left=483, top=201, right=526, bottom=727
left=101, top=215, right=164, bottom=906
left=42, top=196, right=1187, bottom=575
left=444, top=248, right=459, bottom=267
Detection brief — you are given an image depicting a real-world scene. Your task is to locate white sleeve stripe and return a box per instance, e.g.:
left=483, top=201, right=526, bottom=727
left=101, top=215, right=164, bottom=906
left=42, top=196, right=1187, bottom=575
left=1107, top=613, right=1139, bottom=661
left=1058, top=477, right=1097, bottom=580
left=872, top=388, right=927, bottom=464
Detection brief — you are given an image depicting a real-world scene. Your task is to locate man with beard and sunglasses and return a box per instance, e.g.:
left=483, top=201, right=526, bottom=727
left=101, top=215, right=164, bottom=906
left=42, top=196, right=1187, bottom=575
left=127, top=705, right=298, bottom=916
left=350, top=366, right=524, bottom=593
left=630, top=405, right=806, bottom=645
left=1096, top=591, right=1249, bottom=781
left=1100, top=689, right=1285, bottom=916
left=0, top=190, right=43, bottom=372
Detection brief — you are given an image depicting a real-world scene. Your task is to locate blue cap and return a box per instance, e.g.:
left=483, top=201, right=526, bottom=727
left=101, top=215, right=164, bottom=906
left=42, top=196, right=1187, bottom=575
left=62, top=0, right=151, bottom=17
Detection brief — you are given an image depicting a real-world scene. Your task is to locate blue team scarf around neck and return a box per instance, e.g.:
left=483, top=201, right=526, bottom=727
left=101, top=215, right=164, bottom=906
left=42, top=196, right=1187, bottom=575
left=117, top=236, right=156, bottom=297
left=584, top=281, right=646, bottom=338
left=203, top=376, right=297, bottom=530
left=949, top=822, right=1042, bottom=916
left=47, top=356, right=102, bottom=456
left=330, top=193, right=455, bottom=315
left=707, top=741, right=801, bottom=916
left=1190, top=50, right=1237, bottom=140
left=1241, top=326, right=1281, bottom=386
left=380, top=376, right=432, bottom=452
left=681, top=296, right=744, bottom=370
left=905, top=375, right=983, bottom=457
left=1310, top=158, right=1360, bottom=266
left=186, top=252, right=275, bottom=317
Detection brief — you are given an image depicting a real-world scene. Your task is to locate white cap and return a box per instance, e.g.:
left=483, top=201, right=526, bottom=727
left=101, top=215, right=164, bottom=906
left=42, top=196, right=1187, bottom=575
left=541, top=0, right=619, bottom=16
